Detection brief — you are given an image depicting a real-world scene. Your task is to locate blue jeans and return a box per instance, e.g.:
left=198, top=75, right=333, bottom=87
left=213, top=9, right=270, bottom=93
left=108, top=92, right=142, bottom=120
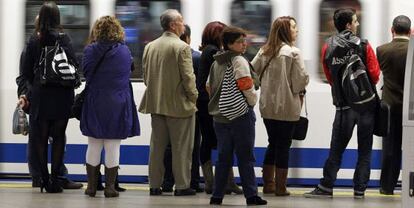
left=212, top=108, right=258, bottom=198
left=320, top=108, right=375, bottom=192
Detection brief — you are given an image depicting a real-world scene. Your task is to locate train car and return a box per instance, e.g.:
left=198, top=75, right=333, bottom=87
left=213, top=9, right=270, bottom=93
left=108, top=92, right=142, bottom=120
left=0, top=0, right=413, bottom=187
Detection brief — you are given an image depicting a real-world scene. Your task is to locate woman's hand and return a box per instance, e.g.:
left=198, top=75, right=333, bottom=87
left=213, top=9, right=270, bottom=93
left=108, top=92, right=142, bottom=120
left=17, top=95, right=29, bottom=109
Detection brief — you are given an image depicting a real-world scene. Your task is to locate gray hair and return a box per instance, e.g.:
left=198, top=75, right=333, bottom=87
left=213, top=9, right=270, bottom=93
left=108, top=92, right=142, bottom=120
left=160, top=9, right=181, bottom=31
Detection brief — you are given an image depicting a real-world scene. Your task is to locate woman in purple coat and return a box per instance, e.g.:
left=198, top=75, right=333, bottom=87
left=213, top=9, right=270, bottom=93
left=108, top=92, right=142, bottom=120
left=81, top=16, right=140, bottom=198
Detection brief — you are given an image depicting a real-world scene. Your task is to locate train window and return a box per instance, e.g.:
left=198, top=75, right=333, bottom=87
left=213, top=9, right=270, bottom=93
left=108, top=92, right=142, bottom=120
left=318, top=0, right=362, bottom=82
left=115, top=0, right=181, bottom=81
left=230, top=0, right=272, bottom=61
left=25, top=0, right=90, bottom=65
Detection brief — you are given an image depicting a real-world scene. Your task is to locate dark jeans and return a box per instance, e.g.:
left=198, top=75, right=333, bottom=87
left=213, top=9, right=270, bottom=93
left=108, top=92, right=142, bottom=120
left=262, top=119, right=295, bottom=168
left=197, top=100, right=217, bottom=165
left=163, top=118, right=201, bottom=189
left=320, top=108, right=375, bottom=192
left=380, top=105, right=402, bottom=192
left=213, top=108, right=258, bottom=199
left=28, top=117, right=68, bottom=179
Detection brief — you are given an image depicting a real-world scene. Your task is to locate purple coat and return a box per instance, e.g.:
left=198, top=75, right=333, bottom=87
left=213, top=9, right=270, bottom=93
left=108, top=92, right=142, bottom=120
left=80, top=41, right=140, bottom=139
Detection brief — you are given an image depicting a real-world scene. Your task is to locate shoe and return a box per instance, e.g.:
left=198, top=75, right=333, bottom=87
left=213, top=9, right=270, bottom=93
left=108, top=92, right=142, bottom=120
left=379, top=188, right=394, bottom=195
left=303, top=186, right=333, bottom=198
left=354, top=190, right=365, bottom=199
left=97, top=170, right=104, bottom=191
left=174, top=188, right=196, bottom=196
left=149, top=188, right=162, bottom=196
left=115, top=184, right=126, bottom=192
left=32, top=177, right=41, bottom=188
left=41, top=177, right=63, bottom=193
left=85, top=164, right=100, bottom=197
left=262, top=165, right=275, bottom=194
left=58, top=177, right=83, bottom=189
left=246, top=195, right=267, bottom=205
left=115, top=174, right=126, bottom=192
left=274, top=168, right=290, bottom=196
left=191, top=185, right=205, bottom=193
left=209, top=197, right=223, bottom=205
left=161, top=185, right=173, bottom=193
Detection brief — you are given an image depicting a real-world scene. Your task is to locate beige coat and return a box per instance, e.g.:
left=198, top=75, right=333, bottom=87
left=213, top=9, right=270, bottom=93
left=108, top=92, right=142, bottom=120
left=252, top=44, right=309, bottom=121
left=139, top=32, right=198, bottom=118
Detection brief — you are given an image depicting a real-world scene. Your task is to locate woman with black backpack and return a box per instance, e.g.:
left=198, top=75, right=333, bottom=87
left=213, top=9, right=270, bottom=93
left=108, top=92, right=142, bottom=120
left=17, top=1, right=79, bottom=193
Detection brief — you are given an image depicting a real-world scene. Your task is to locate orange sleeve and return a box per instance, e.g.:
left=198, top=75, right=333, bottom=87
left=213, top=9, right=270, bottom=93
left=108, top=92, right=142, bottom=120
left=236, top=76, right=253, bottom=91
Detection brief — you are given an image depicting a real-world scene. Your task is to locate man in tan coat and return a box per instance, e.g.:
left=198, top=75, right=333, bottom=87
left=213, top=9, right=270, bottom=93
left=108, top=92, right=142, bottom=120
left=139, top=9, right=198, bottom=196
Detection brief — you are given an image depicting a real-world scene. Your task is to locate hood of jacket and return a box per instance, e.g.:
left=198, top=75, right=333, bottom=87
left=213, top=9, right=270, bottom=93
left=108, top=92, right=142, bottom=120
left=213, top=50, right=240, bottom=65
left=330, top=29, right=361, bottom=48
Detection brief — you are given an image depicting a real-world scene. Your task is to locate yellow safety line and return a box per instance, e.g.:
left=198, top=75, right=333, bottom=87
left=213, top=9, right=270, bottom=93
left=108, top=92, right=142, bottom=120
left=0, top=183, right=401, bottom=198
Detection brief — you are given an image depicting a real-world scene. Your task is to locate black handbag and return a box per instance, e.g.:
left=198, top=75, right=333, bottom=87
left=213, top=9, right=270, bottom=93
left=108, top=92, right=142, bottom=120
left=292, top=95, right=308, bottom=141
left=373, top=98, right=390, bottom=137
left=71, top=47, right=112, bottom=120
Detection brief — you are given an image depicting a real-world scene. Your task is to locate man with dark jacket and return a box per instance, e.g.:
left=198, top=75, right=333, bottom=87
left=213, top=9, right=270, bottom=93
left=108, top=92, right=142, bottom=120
left=376, top=15, right=411, bottom=195
left=304, top=8, right=380, bottom=199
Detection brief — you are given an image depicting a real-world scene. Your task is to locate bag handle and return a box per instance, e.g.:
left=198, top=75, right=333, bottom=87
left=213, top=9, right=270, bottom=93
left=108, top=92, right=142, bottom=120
left=84, top=46, right=113, bottom=91
left=258, top=52, right=276, bottom=81
left=303, top=94, right=308, bottom=117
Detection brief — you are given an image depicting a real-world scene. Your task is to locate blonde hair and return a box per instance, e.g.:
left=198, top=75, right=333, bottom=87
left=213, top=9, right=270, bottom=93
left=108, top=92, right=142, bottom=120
left=90, top=16, right=125, bottom=43
left=262, top=16, right=295, bottom=56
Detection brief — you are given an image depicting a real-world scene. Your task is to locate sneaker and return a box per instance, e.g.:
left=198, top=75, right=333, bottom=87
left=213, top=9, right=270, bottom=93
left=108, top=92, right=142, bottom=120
left=246, top=195, right=267, bottom=206
left=354, top=190, right=365, bottom=199
left=304, top=186, right=333, bottom=198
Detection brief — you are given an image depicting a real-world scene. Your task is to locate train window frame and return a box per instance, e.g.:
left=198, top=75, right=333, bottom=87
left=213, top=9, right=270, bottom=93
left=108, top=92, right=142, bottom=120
left=115, top=0, right=181, bottom=82
left=230, top=0, right=272, bottom=62
left=25, top=0, right=90, bottom=70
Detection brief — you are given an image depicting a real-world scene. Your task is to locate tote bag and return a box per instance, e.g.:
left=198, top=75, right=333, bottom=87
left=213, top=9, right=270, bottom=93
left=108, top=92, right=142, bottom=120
left=12, top=105, right=29, bottom=135
left=218, top=63, right=249, bottom=120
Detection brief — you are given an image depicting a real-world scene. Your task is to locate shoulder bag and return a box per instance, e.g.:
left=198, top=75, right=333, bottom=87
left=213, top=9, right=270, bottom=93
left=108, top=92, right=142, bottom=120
left=71, top=47, right=112, bottom=120
left=292, top=95, right=309, bottom=141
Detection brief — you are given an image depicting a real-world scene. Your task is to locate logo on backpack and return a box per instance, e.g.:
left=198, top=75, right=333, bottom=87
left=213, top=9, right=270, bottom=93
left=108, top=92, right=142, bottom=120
left=38, top=35, right=78, bottom=87
left=339, top=45, right=376, bottom=113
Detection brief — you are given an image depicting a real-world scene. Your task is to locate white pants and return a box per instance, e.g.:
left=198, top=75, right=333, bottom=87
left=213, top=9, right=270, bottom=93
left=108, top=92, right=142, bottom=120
left=86, top=137, right=121, bottom=168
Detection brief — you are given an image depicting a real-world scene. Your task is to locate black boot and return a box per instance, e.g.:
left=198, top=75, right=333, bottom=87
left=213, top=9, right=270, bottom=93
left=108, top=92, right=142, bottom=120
left=104, top=166, right=119, bottom=198
left=41, top=176, right=63, bottom=193
left=85, top=164, right=100, bottom=197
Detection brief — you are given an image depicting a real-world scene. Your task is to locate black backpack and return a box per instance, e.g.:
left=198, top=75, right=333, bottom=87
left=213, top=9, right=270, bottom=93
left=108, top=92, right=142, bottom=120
left=37, top=33, right=78, bottom=87
left=339, top=40, right=376, bottom=113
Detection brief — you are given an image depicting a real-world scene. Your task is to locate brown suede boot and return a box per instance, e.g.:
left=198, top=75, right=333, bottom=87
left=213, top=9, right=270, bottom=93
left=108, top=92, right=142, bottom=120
left=275, top=168, right=290, bottom=196
left=104, top=166, right=119, bottom=198
left=201, top=161, right=214, bottom=194
left=262, top=165, right=275, bottom=194
left=225, top=169, right=243, bottom=195
left=85, top=164, right=100, bottom=197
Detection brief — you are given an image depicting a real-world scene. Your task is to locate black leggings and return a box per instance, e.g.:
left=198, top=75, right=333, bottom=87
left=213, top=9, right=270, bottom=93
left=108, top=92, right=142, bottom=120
left=197, top=100, right=217, bottom=165
left=262, top=119, right=295, bottom=168
left=30, top=118, right=68, bottom=179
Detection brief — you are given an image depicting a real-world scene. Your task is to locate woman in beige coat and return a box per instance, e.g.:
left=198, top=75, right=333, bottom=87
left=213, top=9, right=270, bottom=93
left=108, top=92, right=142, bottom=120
left=252, top=16, right=309, bottom=196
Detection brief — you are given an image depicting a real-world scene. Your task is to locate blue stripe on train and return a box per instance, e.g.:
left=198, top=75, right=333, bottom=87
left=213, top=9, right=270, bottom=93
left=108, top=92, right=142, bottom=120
left=0, top=143, right=382, bottom=169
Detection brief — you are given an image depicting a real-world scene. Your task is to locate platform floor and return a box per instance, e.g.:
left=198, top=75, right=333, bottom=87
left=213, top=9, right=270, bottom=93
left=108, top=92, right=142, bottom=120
left=0, top=182, right=401, bottom=208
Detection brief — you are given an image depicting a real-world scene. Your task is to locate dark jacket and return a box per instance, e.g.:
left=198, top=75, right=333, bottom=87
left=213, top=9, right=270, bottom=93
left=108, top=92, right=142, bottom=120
left=20, top=32, right=78, bottom=120
left=197, top=44, right=220, bottom=102
left=376, top=37, right=410, bottom=107
left=80, top=41, right=140, bottom=139
left=321, top=30, right=380, bottom=107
